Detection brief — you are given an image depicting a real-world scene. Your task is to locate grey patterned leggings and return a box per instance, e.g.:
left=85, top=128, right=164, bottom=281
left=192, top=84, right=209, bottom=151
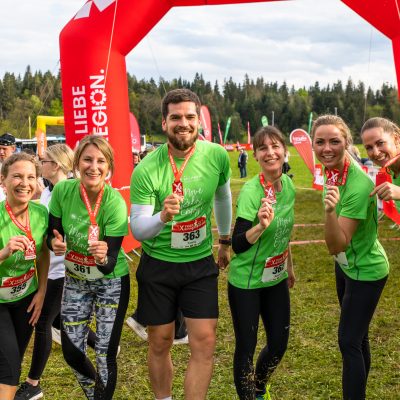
left=61, top=274, right=130, bottom=400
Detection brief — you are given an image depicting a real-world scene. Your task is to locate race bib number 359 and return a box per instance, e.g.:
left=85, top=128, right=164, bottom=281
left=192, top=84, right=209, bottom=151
left=262, top=249, right=288, bottom=283
left=171, top=216, right=206, bottom=249
left=0, top=268, right=36, bottom=300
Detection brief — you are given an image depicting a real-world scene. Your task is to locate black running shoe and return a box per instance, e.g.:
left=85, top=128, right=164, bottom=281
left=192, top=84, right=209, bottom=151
left=15, top=382, right=43, bottom=400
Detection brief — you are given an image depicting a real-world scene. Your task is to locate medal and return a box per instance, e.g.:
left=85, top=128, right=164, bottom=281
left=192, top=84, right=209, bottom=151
left=168, top=145, right=196, bottom=199
left=80, top=184, right=104, bottom=243
left=325, top=158, right=350, bottom=186
left=259, top=173, right=277, bottom=204
left=5, top=202, right=36, bottom=260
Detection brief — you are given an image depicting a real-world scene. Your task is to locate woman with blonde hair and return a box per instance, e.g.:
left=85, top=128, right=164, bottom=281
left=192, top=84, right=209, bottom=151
left=47, top=136, right=130, bottom=399
left=312, top=115, right=389, bottom=400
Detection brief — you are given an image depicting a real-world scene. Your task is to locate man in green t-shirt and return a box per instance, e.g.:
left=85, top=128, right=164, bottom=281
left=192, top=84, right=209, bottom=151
left=130, top=88, right=232, bottom=400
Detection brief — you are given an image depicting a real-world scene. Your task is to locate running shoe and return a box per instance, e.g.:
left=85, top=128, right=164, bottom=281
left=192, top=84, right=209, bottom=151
left=51, top=326, right=62, bottom=345
left=256, top=384, right=271, bottom=400
left=15, top=382, right=43, bottom=400
left=173, top=334, right=189, bottom=345
left=126, top=316, right=148, bottom=341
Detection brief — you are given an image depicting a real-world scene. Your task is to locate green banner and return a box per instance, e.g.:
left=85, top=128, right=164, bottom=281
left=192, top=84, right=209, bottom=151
left=261, top=115, right=269, bottom=127
left=223, top=117, right=231, bottom=144
left=308, top=112, right=313, bottom=134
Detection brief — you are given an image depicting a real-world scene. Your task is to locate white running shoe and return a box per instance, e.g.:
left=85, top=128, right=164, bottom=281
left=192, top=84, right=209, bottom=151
left=173, top=335, right=189, bottom=345
left=126, top=317, right=148, bottom=341
left=51, top=327, right=62, bottom=345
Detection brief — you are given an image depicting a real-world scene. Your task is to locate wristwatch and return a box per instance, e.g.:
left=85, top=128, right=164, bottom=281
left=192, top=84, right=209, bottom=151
left=218, top=238, right=232, bottom=246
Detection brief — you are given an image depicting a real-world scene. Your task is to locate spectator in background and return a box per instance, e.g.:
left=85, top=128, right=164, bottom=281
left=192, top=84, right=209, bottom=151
left=0, top=133, right=17, bottom=202
left=238, top=148, right=248, bottom=178
left=282, top=150, right=293, bottom=178
left=133, top=152, right=141, bottom=168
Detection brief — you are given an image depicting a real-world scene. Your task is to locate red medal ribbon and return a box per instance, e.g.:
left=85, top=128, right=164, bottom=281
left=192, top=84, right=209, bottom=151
left=325, top=158, right=350, bottom=186
left=5, top=202, right=33, bottom=240
left=80, top=184, right=104, bottom=242
left=5, top=201, right=36, bottom=260
left=168, top=145, right=196, bottom=195
left=382, top=153, right=400, bottom=174
left=259, top=173, right=276, bottom=204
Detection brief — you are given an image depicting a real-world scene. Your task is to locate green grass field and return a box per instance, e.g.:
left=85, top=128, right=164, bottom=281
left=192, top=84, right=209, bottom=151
left=21, top=147, right=400, bottom=399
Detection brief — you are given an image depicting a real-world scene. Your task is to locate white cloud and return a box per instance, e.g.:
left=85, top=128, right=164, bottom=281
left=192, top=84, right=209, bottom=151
left=0, top=0, right=396, bottom=90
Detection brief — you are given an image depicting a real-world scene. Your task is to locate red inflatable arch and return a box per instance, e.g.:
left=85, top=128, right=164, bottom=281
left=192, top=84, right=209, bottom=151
left=59, top=0, right=400, bottom=190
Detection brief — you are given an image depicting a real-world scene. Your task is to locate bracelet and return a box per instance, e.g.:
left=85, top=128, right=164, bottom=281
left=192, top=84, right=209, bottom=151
left=96, top=256, right=108, bottom=266
left=218, top=238, right=232, bottom=246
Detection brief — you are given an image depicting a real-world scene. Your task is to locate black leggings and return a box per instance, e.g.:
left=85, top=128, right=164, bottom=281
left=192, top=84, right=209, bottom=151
left=0, top=292, right=35, bottom=385
left=28, top=277, right=96, bottom=381
left=228, top=280, right=290, bottom=400
left=335, top=264, right=387, bottom=400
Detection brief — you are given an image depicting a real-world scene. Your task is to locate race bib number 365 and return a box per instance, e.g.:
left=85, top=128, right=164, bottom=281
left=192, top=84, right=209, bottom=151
left=262, top=249, right=288, bottom=283
left=171, top=216, right=206, bottom=249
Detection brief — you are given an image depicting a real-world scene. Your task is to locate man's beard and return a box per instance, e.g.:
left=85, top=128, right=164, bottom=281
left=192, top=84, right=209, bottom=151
left=167, top=129, right=198, bottom=151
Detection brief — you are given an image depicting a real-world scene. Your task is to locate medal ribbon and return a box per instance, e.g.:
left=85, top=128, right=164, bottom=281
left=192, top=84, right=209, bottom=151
left=168, top=145, right=196, bottom=185
left=382, top=153, right=400, bottom=173
left=80, top=183, right=104, bottom=225
left=5, top=202, right=33, bottom=240
left=259, top=173, right=276, bottom=202
left=325, top=158, right=350, bottom=186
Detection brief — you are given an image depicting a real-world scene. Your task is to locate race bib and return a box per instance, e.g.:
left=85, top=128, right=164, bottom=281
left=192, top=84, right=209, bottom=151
left=0, top=268, right=36, bottom=300
left=65, top=250, right=104, bottom=280
left=262, top=249, right=288, bottom=283
left=171, top=216, right=206, bottom=249
left=334, top=252, right=349, bottom=269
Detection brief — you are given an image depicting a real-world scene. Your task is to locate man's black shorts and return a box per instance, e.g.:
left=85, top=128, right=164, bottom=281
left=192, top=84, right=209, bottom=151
left=136, top=251, right=219, bottom=326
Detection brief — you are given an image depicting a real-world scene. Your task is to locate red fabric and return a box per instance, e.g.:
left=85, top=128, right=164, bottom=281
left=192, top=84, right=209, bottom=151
left=289, top=129, right=314, bottom=175
left=376, top=170, right=400, bottom=224
left=200, top=106, right=212, bottom=142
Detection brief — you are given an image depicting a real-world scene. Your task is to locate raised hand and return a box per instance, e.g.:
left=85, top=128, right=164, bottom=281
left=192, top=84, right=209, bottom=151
left=160, top=193, right=182, bottom=223
left=324, top=185, right=340, bottom=213
left=51, top=229, right=67, bottom=256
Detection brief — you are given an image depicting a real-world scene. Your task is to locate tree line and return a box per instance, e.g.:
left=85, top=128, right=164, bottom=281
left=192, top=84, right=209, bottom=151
left=1, top=66, right=399, bottom=143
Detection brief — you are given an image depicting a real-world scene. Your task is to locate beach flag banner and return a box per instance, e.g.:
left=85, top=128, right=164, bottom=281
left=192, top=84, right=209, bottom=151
left=247, top=121, right=251, bottom=144
left=200, top=106, right=212, bottom=142
left=224, top=117, right=231, bottom=144
left=290, top=129, right=315, bottom=175
left=129, top=112, right=141, bottom=153
left=217, top=123, right=223, bottom=145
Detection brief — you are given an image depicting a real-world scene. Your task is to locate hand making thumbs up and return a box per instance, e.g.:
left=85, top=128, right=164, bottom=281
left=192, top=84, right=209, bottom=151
left=51, top=229, right=67, bottom=256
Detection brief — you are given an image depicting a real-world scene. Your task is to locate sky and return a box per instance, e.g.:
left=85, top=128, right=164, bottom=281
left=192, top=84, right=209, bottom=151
left=0, top=0, right=397, bottom=90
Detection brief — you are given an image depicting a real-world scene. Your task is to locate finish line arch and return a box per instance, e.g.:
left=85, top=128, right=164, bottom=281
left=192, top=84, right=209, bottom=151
left=59, top=0, right=400, bottom=191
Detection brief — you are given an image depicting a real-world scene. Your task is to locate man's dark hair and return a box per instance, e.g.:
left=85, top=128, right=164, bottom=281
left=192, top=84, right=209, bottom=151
left=161, top=89, right=201, bottom=119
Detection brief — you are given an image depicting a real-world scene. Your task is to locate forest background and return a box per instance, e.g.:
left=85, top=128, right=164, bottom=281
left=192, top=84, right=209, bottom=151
left=1, top=66, right=399, bottom=143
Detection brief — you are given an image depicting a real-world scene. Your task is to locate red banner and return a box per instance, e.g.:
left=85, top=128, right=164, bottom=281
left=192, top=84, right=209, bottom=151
left=313, top=164, right=324, bottom=191
left=376, top=170, right=400, bottom=224
left=129, top=112, right=141, bottom=153
left=200, top=106, right=212, bottom=142
left=289, top=129, right=314, bottom=175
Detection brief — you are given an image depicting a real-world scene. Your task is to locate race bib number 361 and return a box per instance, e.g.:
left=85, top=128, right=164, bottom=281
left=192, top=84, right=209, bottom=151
left=171, top=216, right=206, bottom=249
left=262, top=249, right=288, bottom=283
left=65, top=250, right=104, bottom=280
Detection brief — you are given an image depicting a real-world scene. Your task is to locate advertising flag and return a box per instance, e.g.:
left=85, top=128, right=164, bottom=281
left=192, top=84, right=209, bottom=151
left=223, top=117, right=231, bottom=144
left=290, top=128, right=315, bottom=175
left=217, top=123, right=223, bottom=145
left=35, top=129, right=47, bottom=159
left=247, top=121, right=251, bottom=144
left=261, top=116, right=269, bottom=127
left=129, top=112, right=141, bottom=153
left=200, top=105, right=212, bottom=142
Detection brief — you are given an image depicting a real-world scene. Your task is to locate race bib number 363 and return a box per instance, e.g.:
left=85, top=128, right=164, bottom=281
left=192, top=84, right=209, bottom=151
left=171, top=216, right=206, bottom=249
left=262, top=249, right=288, bottom=283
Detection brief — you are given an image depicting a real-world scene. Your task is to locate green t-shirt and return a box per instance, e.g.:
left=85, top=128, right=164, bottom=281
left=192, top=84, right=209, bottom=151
left=0, top=201, right=48, bottom=303
left=49, top=179, right=129, bottom=279
left=228, top=174, right=295, bottom=289
left=130, top=141, right=231, bottom=262
left=324, top=160, right=389, bottom=281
